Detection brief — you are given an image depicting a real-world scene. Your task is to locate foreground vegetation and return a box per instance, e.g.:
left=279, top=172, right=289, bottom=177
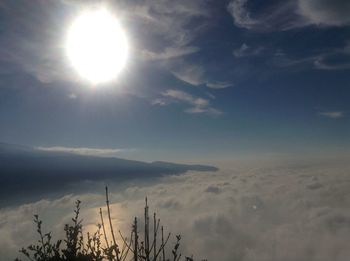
left=16, top=187, right=206, bottom=261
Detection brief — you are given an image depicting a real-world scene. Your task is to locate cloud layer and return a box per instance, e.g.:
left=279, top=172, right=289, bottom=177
left=2, top=158, right=350, bottom=261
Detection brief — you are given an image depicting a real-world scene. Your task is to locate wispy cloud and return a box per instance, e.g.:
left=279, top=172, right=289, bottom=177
left=314, top=58, right=350, bottom=71
left=141, top=46, right=200, bottom=61
left=227, top=0, right=350, bottom=31
left=170, top=62, right=233, bottom=89
left=206, top=81, right=233, bottom=89
left=130, top=0, right=210, bottom=46
left=271, top=50, right=318, bottom=68
left=233, top=43, right=264, bottom=58
left=171, top=64, right=205, bottom=86
left=153, top=89, right=222, bottom=115
left=311, top=41, right=350, bottom=70
left=151, top=98, right=167, bottom=106
left=0, top=0, right=210, bottom=84
left=270, top=39, right=350, bottom=71
left=0, top=1, right=77, bottom=83
left=298, top=0, right=350, bottom=26
left=129, top=0, right=209, bottom=63
left=36, top=146, right=126, bottom=157
left=318, top=111, right=345, bottom=119
left=227, top=0, right=260, bottom=30
left=227, top=0, right=304, bottom=31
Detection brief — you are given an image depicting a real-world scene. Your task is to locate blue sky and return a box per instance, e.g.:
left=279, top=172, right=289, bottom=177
left=0, top=0, right=349, bottom=162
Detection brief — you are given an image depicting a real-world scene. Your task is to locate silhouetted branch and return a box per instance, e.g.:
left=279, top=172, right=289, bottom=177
left=17, top=187, right=205, bottom=261
left=105, top=186, right=120, bottom=261
left=100, top=208, right=110, bottom=250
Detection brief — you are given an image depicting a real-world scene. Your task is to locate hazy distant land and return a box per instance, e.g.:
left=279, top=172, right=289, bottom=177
left=0, top=143, right=217, bottom=206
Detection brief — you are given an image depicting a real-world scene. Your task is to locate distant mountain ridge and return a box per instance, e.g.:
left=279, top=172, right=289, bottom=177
left=0, top=143, right=218, bottom=207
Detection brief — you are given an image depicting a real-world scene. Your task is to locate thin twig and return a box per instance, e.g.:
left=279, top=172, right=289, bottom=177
left=122, top=231, right=134, bottom=261
left=153, top=213, right=156, bottom=261
left=134, top=217, right=138, bottom=261
left=119, top=230, right=134, bottom=258
left=99, top=208, right=110, bottom=250
left=144, top=197, right=149, bottom=261
left=161, top=227, right=165, bottom=261
left=105, top=186, right=120, bottom=261
left=150, top=218, right=160, bottom=256
left=154, top=232, right=171, bottom=261
left=119, top=235, right=127, bottom=259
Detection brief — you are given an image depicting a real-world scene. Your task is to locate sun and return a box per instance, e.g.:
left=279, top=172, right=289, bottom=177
left=66, top=8, right=128, bottom=84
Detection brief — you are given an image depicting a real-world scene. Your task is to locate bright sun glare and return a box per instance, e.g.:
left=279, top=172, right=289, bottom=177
left=66, top=8, right=128, bottom=84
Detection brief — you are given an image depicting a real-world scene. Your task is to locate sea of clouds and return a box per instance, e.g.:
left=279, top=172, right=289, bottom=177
left=1, top=158, right=350, bottom=261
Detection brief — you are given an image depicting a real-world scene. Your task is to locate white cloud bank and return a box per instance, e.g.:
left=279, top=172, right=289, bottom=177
left=2, top=158, right=350, bottom=261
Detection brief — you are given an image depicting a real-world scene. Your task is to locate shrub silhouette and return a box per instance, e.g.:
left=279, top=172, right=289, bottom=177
left=16, top=187, right=206, bottom=261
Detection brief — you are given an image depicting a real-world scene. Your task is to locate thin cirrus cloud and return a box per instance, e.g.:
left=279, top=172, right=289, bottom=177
left=227, top=0, right=304, bottom=31
left=298, top=0, right=350, bottom=26
left=233, top=43, right=264, bottom=58
left=0, top=0, right=210, bottom=84
left=170, top=62, right=233, bottom=89
left=127, top=0, right=209, bottom=66
left=205, top=81, right=233, bottom=89
left=314, top=57, right=350, bottom=71
left=312, top=42, right=350, bottom=70
left=318, top=111, right=345, bottom=119
left=140, top=46, right=200, bottom=61
left=128, top=1, right=233, bottom=91
left=271, top=50, right=320, bottom=68
left=227, top=0, right=350, bottom=31
left=271, top=44, right=350, bottom=72
left=171, top=64, right=206, bottom=86
left=153, top=89, right=222, bottom=116
left=129, top=0, right=210, bottom=46
left=0, top=1, right=77, bottom=83
left=0, top=0, right=229, bottom=119
left=36, top=146, right=127, bottom=157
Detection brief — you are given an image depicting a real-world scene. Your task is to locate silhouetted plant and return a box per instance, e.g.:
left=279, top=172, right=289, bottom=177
left=16, top=187, right=206, bottom=261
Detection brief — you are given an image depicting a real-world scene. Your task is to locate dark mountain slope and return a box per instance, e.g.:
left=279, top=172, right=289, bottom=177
left=0, top=143, right=217, bottom=206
